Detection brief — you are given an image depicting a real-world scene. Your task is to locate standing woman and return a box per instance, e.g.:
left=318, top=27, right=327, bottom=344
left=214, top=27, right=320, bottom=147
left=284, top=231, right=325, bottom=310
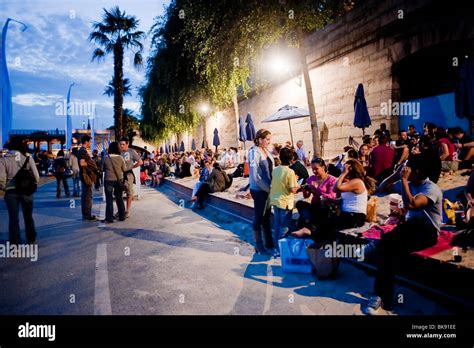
left=70, top=147, right=81, bottom=197
left=248, top=129, right=275, bottom=254
left=102, top=141, right=127, bottom=223
left=0, top=139, right=40, bottom=244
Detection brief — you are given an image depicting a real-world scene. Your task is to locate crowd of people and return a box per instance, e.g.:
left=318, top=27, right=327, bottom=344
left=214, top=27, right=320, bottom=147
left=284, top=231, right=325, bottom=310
left=1, top=121, right=473, bottom=315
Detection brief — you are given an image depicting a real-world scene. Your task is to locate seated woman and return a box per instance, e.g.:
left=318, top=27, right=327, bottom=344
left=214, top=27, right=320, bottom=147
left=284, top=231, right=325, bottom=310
left=295, top=157, right=337, bottom=231
left=153, top=158, right=170, bottom=187
left=292, top=159, right=375, bottom=242
left=191, top=159, right=212, bottom=201
left=192, top=162, right=226, bottom=209
left=436, top=128, right=458, bottom=174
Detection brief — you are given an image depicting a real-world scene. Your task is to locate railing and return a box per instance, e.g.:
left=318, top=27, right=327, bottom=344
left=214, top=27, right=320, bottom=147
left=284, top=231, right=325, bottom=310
left=9, top=129, right=66, bottom=135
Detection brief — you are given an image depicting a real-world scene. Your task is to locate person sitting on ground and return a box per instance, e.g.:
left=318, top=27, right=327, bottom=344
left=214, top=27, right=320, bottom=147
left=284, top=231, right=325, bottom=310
left=359, top=144, right=371, bottom=171
left=292, top=159, right=375, bottom=242
left=393, top=130, right=411, bottom=168
left=412, top=135, right=441, bottom=184
left=296, top=140, right=309, bottom=166
left=365, top=153, right=442, bottom=315
left=219, top=149, right=235, bottom=169
left=423, top=122, right=436, bottom=138
left=270, top=147, right=299, bottom=257
left=191, top=158, right=212, bottom=201
left=368, top=135, right=395, bottom=183
left=464, top=169, right=474, bottom=224
left=192, top=161, right=227, bottom=209
left=153, top=158, right=170, bottom=187
left=436, top=128, right=458, bottom=174
left=147, top=158, right=157, bottom=186
left=289, top=150, right=309, bottom=185
left=407, top=124, right=419, bottom=139
left=295, top=157, right=337, bottom=233
left=453, top=127, right=474, bottom=165
left=374, top=123, right=391, bottom=140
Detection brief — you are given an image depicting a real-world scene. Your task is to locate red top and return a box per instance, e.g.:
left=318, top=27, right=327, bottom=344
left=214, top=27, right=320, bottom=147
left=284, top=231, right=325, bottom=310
left=368, top=145, right=395, bottom=179
left=438, top=138, right=456, bottom=161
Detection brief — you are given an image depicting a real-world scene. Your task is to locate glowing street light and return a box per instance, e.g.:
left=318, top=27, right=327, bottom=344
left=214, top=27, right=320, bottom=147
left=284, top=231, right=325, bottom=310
left=200, top=103, right=209, bottom=113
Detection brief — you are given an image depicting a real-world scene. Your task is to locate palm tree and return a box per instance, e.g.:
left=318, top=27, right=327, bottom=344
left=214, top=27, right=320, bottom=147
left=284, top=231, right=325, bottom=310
left=103, top=77, right=132, bottom=98
left=89, top=6, right=145, bottom=140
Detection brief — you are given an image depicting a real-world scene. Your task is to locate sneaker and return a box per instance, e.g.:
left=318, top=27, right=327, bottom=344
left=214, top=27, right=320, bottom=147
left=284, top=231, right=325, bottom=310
left=254, top=242, right=269, bottom=255
left=363, top=295, right=383, bottom=315
left=100, top=219, right=113, bottom=224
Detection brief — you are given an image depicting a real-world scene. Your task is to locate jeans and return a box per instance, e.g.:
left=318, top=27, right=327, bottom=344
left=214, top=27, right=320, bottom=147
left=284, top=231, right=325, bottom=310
left=72, top=173, right=80, bottom=196
left=55, top=174, right=70, bottom=196
left=272, top=206, right=290, bottom=252
left=250, top=189, right=273, bottom=248
left=196, top=183, right=212, bottom=204
left=4, top=191, right=36, bottom=243
left=81, top=181, right=93, bottom=218
left=374, top=219, right=438, bottom=306
left=104, top=181, right=125, bottom=222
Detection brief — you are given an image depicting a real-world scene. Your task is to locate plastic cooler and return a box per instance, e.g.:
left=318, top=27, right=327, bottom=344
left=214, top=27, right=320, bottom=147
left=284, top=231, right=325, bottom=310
left=279, top=238, right=315, bottom=274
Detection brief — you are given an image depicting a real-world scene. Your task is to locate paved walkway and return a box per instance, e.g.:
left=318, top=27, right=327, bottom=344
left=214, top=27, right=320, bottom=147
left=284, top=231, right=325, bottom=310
left=0, top=180, right=452, bottom=315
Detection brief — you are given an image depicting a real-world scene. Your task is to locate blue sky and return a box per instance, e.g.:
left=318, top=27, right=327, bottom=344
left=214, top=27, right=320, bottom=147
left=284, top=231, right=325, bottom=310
left=2, top=0, right=169, bottom=131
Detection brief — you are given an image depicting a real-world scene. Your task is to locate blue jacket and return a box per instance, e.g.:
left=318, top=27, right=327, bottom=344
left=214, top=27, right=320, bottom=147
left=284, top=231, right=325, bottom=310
left=248, top=145, right=274, bottom=193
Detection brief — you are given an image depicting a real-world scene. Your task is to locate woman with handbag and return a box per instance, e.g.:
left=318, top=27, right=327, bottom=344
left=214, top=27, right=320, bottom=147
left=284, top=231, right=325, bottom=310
left=102, top=141, right=127, bottom=223
left=292, top=159, right=375, bottom=241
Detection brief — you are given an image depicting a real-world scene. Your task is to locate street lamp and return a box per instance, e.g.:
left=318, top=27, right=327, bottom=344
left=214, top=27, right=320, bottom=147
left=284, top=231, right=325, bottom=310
left=200, top=103, right=209, bottom=113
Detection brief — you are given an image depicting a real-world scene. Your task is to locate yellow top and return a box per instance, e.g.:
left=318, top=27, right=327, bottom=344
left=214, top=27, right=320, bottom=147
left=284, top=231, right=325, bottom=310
left=270, top=165, right=298, bottom=210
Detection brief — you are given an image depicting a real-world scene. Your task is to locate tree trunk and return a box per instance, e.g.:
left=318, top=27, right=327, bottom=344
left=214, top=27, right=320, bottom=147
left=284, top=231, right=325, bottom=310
left=298, top=28, right=321, bottom=158
left=113, top=43, right=124, bottom=140
left=233, top=92, right=240, bottom=147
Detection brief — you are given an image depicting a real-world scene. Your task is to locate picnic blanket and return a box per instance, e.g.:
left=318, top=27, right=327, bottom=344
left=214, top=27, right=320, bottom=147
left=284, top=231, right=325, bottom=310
left=362, top=224, right=454, bottom=257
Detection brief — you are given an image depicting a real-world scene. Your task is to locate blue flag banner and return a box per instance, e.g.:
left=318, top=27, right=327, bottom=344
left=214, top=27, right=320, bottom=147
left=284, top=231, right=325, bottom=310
left=66, top=82, right=75, bottom=150
left=1, top=18, right=27, bottom=147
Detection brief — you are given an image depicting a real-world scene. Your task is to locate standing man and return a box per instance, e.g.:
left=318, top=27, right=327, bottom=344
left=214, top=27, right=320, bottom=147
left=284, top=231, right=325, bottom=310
left=78, top=135, right=98, bottom=221
left=119, top=137, right=143, bottom=218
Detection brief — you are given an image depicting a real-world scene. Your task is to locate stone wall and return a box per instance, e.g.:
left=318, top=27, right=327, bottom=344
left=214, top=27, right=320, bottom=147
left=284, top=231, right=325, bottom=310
left=167, top=0, right=474, bottom=159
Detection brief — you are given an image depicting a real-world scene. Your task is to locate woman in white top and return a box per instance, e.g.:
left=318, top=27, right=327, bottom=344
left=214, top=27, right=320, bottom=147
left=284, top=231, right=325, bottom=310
left=293, top=159, right=375, bottom=241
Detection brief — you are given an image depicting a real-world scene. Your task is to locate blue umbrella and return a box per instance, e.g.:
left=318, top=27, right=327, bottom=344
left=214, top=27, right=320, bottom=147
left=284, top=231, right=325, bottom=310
left=245, top=113, right=256, bottom=141
left=455, top=58, right=474, bottom=119
left=174, top=143, right=178, bottom=152
left=180, top=141, right=185, bottom=152
left=201, top=138, right=205, bottom=149
left=354, top=83, right=371, bottom=135
left=160, top=146, right=164, bottom=154
left=165, top=145, right=169, bottom=154
left=191, top=139, right=196, bottom=150
left=213, top=128, right=220, bottom=152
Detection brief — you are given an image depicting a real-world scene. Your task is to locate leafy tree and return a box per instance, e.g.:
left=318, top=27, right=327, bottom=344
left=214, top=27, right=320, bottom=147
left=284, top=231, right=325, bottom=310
left=89, top=6, right=145, bottom=140
left=141, top=0, right=353, bottom=155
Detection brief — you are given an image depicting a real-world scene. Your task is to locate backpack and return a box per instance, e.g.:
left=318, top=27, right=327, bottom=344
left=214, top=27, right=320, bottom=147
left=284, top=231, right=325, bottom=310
left=13, top=157, right=37, bottom=196
left=222, top=170, right=233, bottom=190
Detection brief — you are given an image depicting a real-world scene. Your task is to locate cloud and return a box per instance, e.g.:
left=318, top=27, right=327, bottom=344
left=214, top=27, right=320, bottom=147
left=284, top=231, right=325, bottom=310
left=12, top=93, right=63, bottom=106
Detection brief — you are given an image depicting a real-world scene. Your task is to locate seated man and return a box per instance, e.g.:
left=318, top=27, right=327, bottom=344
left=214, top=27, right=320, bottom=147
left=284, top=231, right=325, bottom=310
left=368, top=135, right=395, bottom=182
left=393, top=130, right=411, bottom=167
left=453, top=127, right=474, bottom=166
left=364, top=154, right=442, bottom=315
